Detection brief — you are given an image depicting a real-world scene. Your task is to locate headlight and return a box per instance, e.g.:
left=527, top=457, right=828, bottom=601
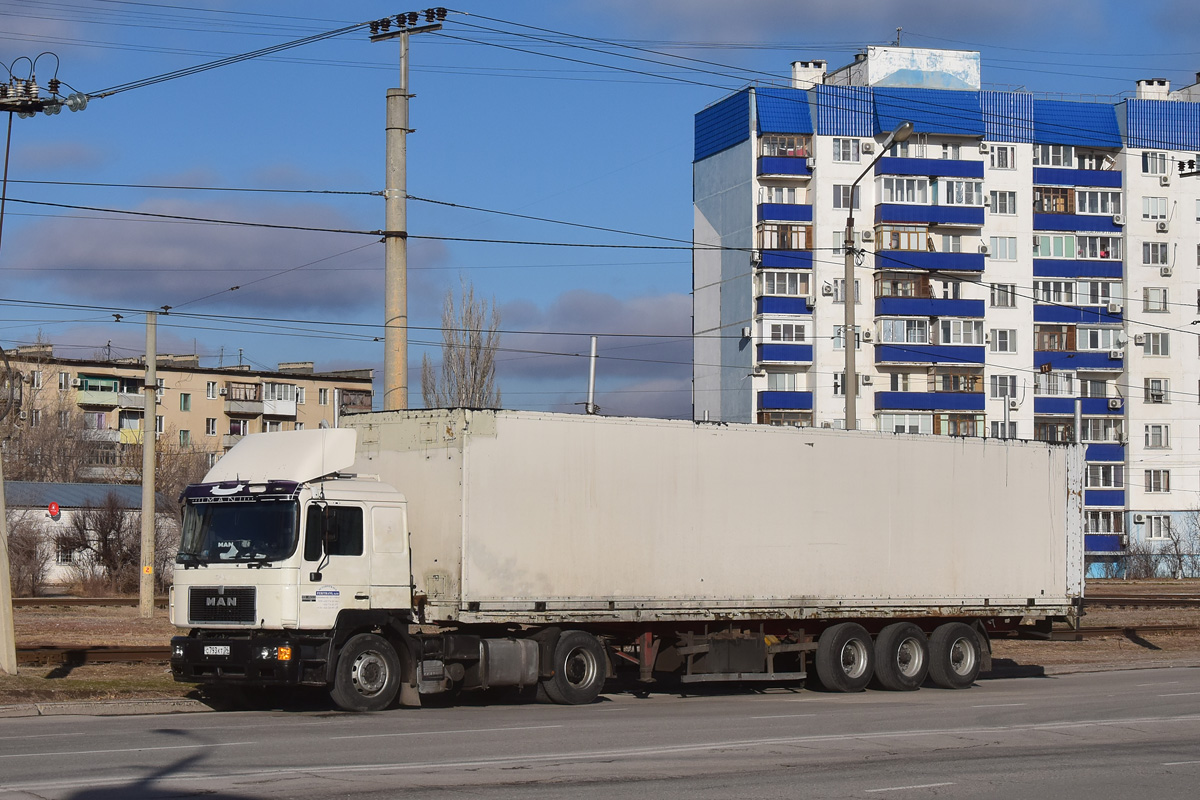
left=173, top=644, right=185, bottom=658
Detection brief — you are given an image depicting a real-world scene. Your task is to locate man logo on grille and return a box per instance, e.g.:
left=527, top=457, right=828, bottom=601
left=206, top=597, right=238, bottom=607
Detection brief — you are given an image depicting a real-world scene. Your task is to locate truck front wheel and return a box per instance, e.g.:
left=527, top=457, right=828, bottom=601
left=331, top=633, right=401, bottom=712
left=928, top=623, right=981, bottom=689
left=815, top=623, right=874, bottom=692
left=541, top=631, right=606, bottom=705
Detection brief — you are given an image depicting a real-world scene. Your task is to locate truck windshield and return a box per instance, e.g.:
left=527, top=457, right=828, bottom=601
left=178, top=501, right=300, bottom=564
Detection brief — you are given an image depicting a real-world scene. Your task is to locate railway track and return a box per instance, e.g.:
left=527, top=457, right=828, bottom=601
left=1085, top=594, right=1200, bottom=608
left=13, top=597, right=168, bottom=608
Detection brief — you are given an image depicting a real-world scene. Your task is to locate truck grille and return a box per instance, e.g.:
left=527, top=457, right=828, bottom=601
left=188, top=586, right=256, bottom=624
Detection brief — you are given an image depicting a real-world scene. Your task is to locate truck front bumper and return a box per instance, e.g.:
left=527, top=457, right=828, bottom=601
left=170, top=632, right=330, bottom=686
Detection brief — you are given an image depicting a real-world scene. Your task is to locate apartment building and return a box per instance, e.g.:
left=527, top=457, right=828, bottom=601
left=4, top=343, right=373, bottom=468
left=693, top=47, right=1200, bottom=575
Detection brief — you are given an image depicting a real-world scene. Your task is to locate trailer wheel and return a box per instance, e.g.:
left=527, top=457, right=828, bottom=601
left=541, top=630, right=606, bottom=705
left=330, top=633, right=401, bottom=712
left=815, top=623, right=874, bottom=692
left=872, top=623, right=929, bottom=691
left=928, top=623, right=981, bottom=690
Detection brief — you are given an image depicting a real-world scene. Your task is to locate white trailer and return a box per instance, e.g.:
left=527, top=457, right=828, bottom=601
left=170, top=409, right=1083, bottom=711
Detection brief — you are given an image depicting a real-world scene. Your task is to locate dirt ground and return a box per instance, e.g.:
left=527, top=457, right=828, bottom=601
left=3, top=581, right=1200, bottom=706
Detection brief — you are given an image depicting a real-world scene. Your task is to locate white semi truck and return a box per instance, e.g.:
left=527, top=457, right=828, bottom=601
left=170, top=409, right=1084, bottom=711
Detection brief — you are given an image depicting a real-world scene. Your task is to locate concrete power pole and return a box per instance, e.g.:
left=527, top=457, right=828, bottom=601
left=372, top=13, right=442, bottom=410
left=0, top=347, right=17, bottom=674
left=139, top=312, right=157, bottom=619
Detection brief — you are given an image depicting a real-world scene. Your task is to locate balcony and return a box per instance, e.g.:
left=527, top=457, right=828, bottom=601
left=757, top=344, right=813, bottom=364
left=118, top=428, right=144, bottom=445
left=760, top=250, right=812, bottom=269
left=226, top=399, right=264, bottom=416
left=339, top=390, right=373, bottom=413
left=263, top=397, right=297, bottom=417
left=1033, top=259, right=1123, bottom=279
left=1033, top=213, right=1122, bottom=233
left=757, top=296, right=812, bottom=315
left=1034, top=351, right=1123, bottom=371
left=875, top=157, right=984, bottom=179
left=876, top=344, right=985, bottom=365
left=874, top=391, right=985, bottom=412
left=875, top=204, right=984, bottom=227
left=875, top=297, right=985, bottom=318
left=224, top=382, right=263, bottom=415
left=757, top=156, right=811, bottom=178
left=1085, top=443, right=1125, bottom=462
left=1033, top=397, right=1124, bottom=416
left=222, top=434, right=244, bottom=449
left=75, top=389, right=121, bottom=408
left=1084, top=490, right=1125, bottom=507
left=1032, top=167, right=1122, bottom=188
left=757, top=203, right=813, bottom=223
left=1085, top=534, right=1125, bottom=554
left=873, top=250, right=986, bottom=272
left=758, top=391, right=813, bottom=411
left=1033, top=305, right=1122, bottom=324
left=118, top=392, right=146, bottom=409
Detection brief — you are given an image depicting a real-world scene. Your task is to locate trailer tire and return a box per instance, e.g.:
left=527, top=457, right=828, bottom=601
left=928, top=623, right=981, bottom=690
left=540, top=630, right=606, bottom=705
left=872, top=623, right=929, bottom=691
left=815, top=623, right=874, bottom=693
left=330, top=633, right=401, bottom=712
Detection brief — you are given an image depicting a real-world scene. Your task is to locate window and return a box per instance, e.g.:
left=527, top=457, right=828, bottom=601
left=1145, top=515, right=1171, bottom=540
left=263, top=383, right=297, bottom=402
left=58, top=371, right=70, bottom=391
left=880, top=177, right=929, bottom=204
left=1036, top=421, right=1075, bottom=443
left=942, top=180, right=984, bottom=206
left=990, top=421, right=1017, bottom=439
left=989, top=191, right=1017, bottom=214
left=889, top=373, right=911, bottom=391
left=879, top=319, right=928, bottom=343
left=229, top=419, right=249, bottom=436
left=1142, top=151, right=1168, bottom=175
left=990, top=329, right=1017, bottom=353
left=832, top=372, right=860, bottom=396
left=156, top=415, right=164, bottom=435
left=28, top=409, right=40, bottom=428
left=179, top=430, right=191, bottom=448
left=767, top=372, right=800, bottom=391
left=831, top=279, right=860, bottom=304
left=934, top=413, right=984, bottom=437
left=294, top=422, right=304, bottom=431
left=989, top=145, right=1015, bottom=169
left=941, top=142, right=961, bottom=160
left=879, top=413, right=931, bottom=434
left=1081, top=418, right=1123, bottom=443
left=1142, top=196, right=1167, bottom=220
left=990, top=284, right=1017, bottom=308
left=1145, top=469, right=1170, bottom=493
left=297, top=387, right=305, bottom=405
left=1034, top=280, right=1075, bottom=304
left=939, top=319, right=984, bottom=345
left=1075, top=190, right=1121, bottom=215
left=304, top=505, right=364, bottom=561
left=769, top=322, right=806, bottom=342
left=760, top=134, right=810, bottom=158
left=56, top=543, right=76, bottom=566
left=832, top=184, right=860, bottom=210
left=1085, top=510, right=1124, bottom=534
left=1143, top=287, right=1168, bottom=312
left=1077, top=236, right=1121, bottom=260
left=1079, top=379, right=1108, bottom=398
left=941, top=234, right=962, bottom=253
left=989, top=236, right=1018, bottom=260
left=57, top=410, right=69, bottom=427
left=1144, top=333, right=1170, bottom=356
left=1034, top=187, right=1073, bottom=213
left=832, top=325, right=862, bottom=350
left=179, top=393, right=191, bottom=412
left=1083, top=281, right=1117, bottom=305
left=832, top=138, right=860, bottom=163
left=1143, top=242, right=1169, bottom=265
left=1077, top=327, right=1120, bottom=351
left=1145, top=424, right=1171, bottom=448
left=1144, top=377, right=1170, bottom=402
left=760, top=185, right=800, bottom=204
left=877, top=274, right=921, bottom=297
left=759, top=223, right=810, bottom=250
left=935, top=279, right=961, bottom=299
left=1034, top=325, right=1071, bottom=351
left=30, top=370, right=42, bottom=389
left=205, top=418, right=217, bottom=436
left=265, top=420, right=282, bottom=433
left=931, top=371, right=981, bottom=393
left=1033, top=234, right=1076, bottom=258
left=990, top=374, right=1017, bottom=398
left=206, top=381, right=217, bottom=399
left=1035, top=372, right=1074, bottom=396
left=1076, top=151, right=1113, bottom=170
left=1086, top=464, right=1124, bottom=488
left=319, top=388, right=329, bottom=406
left=1033, top=144, right=1074, bottom=166
left=880, top=225, right=926, bottom=250
left=761, top=270, right=810, bottom=297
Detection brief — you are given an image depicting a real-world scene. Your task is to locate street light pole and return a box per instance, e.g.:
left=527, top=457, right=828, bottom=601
left=843, top=121, right=913, bottom=430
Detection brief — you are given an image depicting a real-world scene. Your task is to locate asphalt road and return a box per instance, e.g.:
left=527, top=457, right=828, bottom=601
left=2, top=668, right=1199, bottom=799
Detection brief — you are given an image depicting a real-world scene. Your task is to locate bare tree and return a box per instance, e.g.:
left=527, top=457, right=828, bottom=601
left=1124, top=535, right=1162, bottom=580
left=57, top=492, right=140, bottom=593
left=421, top=280, right=502, bottom=409
left=4, top=509, right=52, bottom=597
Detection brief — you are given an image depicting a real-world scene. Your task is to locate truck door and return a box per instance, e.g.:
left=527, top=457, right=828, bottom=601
left=369, top=504, right=411, bottom=610
left=299, top=503, right=371, bottom=629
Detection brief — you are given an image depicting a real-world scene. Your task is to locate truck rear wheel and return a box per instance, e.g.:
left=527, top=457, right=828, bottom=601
left=872, top=623, right=929, bottom=691
left=928, top=623, right=981, bottom=689
left=330, top=633, right=401, bottom=712
left=541, top=630, right=606, bottom=705
left=815, top=623, right=874, bottom=692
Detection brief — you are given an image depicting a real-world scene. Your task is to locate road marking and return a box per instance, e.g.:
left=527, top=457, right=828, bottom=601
left=866, top=782, right=955, bottom=793
left=971, top=703, right=1027, bottom=709
left=0, top=741, right=254, bottom=760
left=1137, top=681, right=1180, bottom=687
left=330, top=724, right=562, bottom=741
left=0, top=732, right=87, bottom=741
left=750, top=714, right=817, bottom=719
left=1159, top=692, right=1200, bottom=697
left=1163, top=760, right=1200, bottom=766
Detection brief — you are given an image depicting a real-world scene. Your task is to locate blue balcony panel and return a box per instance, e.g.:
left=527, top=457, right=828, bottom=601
left=876, top=344, right=986, bottom=364
left=876, top=204, right=985, bottom=227
left=757, top=296, right=812, bottom=315
left=873, top=250, right=986, bottom=272
left=1033, top=305, right=1122, bottom=324
left=758, top=390, right=813, bottom=411
left=1034, top=351, right=1122, bottom=371
left=1085, top=533, right=1124, bottom=554
left=875, top=297, right=985, bottom=318
left=1034, top=397, right=1123, bottom=416
left=1033, top=213, right=1122, bottom=233
left=760, top=250, right=813, bottom=269
left=1033, top=259, right=1123, bottom=279
left=1086, top=443, right=1125, bottom=462
left=757, top=156, right=811, bottom=177
left=758, top=343, right=813, bottom=363
left=874, top=391, right=985, bottom=412
left=1032, top=167, right=1122, bottom=188
left=875, top=157, right=985, bottom=179
left=1085, top=489, right=1125, bottom=507
left=758, top=203, right=814, bottom=223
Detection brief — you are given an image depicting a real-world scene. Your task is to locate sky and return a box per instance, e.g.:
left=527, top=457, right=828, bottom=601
left=2, top=0, right=1198, bottom=418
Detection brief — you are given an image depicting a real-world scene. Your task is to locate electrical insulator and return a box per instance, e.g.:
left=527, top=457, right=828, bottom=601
left=380, top=17, right=391, bottom=31
left=1190, top=159, right=1197, bottom=171
left=48, top=78, right=60, bottom=94
left=27, top=79, right=38, bottom=99
left=369, top=20, right=379, bottom=34
left=424, top=8, right=435, bottom=21
left=406, top=11, right=419, bottom=24
left=394, top=14, right=406, bottom=27
left=436, top=7, right=447, bottom=20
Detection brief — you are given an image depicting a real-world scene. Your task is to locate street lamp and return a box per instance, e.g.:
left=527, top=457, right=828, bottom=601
left=843, top=120, right=913, bottom=430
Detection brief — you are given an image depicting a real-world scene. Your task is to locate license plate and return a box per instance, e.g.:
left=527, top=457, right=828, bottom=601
left=204, top=645, right=231, bottom=657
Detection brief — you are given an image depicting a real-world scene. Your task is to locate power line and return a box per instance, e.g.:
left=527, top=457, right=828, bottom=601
left=5, top=178, right=380, bottom=196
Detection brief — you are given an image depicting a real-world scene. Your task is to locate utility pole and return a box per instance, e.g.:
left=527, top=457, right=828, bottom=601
left=0, top=346, right=16, bottom=674
left=371, top=9, right=445, bottom=410
left=586, top=336, right=599, bottom=415
left=139, top=312, right=157, bottom=619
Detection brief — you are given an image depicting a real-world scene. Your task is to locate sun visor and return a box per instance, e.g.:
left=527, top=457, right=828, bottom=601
left=202, top=428, right=357, bottom=485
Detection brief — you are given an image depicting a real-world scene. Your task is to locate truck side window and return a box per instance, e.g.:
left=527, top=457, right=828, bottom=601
left=304, top=505, right=364, bottom=560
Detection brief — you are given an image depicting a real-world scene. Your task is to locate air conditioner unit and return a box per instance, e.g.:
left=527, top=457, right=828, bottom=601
left=983, top=332, right=991, bottom=344
left=1134, top=333, right=1145, bottom=345
left=861, top=374, right=873, bottom=385
left=69, top=378, right=81, bottom=387
left=1159, top=174, right=1171, bottom=186
left=1008, top=399, right=1019, bottom=411
left=979, top=142, right=990, bottom=154
left=1106, top=302, right=1123, bottom=315
left=821, top=283, right=834, bottom=297
left=1112, top=213, right=1125, bottom=225
left=751, top=249, right=761, bottom=265
left=805, top=295, right=816, bottom=310
left=1108, top=349, right=1125, bottom=360
left=1155, top=220, right=1169, bottom=233
left=1134, top=513, right=1145, bottom=524
left=218, top=387, right=228, bottom=396
left=1107, top=398, right=1122, bottom=410
left=861, top=328, right=873, bottom=342
left=1160, top=266, right=1173, bottom=277
left=806, top=157, right=816, bottom=171
left=860, top=229, right=874, bottom=242
left=17, top=410, right=27, bottom=421
left=820, top=421, right=833, bottom=429
left=861, top=141, right=875, bottom=154
left=1150, top=391, right=1164, bottom=403
left=741, top=326, right=752, bottom=339
left=978, top=244, right=989, bottom=255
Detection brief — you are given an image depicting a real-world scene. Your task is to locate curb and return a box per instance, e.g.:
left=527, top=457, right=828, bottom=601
left=0, top=697, right=211, bottom=718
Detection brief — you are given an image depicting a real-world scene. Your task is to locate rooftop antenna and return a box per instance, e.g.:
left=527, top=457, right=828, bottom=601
left=895, top=27, right=903, bottom=47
